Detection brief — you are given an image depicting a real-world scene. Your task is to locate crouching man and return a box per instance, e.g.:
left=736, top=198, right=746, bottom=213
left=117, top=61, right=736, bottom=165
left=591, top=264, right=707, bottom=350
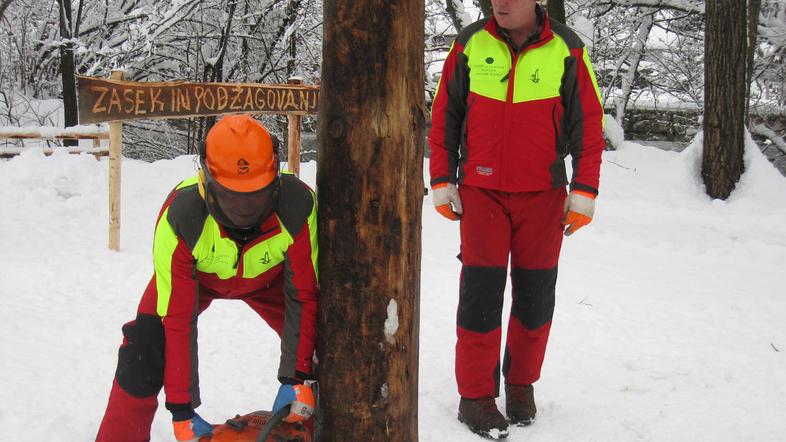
left=96, top=114, right=319, bottom=442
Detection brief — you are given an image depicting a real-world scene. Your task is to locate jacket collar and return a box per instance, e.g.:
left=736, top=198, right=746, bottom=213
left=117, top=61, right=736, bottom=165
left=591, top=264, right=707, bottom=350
left=485, top=4, right=553, bottom=52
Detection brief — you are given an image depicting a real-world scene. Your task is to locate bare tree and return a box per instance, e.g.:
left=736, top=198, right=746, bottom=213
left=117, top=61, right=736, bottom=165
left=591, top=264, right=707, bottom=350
left=0, top=0, right=13, bottom=19
left=445, top=0, right=469, bottom=32
left=56, top=0, right=77, bottom=145
left=703, top=0, right=748, bottom=199
left=745, top=0, right=762, bottom=125
left=474, top=0, right=491, bottom=17
left=614, top=7, right=655, bottom=124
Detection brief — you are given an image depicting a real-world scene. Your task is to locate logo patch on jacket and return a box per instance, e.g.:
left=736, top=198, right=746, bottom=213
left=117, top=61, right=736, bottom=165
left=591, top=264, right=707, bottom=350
left=476, top=166, right=493, bottom=176
left=259, top=251, right=271, bottom=265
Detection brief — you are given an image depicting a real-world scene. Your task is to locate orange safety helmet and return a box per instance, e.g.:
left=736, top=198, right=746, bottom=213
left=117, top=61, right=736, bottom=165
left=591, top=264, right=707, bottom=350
left=204, top=114, right=277, bottom=192
left=199, top=114, right=280, bottom=230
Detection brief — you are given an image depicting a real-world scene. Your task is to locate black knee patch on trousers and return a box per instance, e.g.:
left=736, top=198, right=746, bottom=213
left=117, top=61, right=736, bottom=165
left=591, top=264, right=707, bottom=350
left=458, top=266, right=506, bottom=333
left=116, top=313, right=165, bottom=398
left=511, top=267, right=557, bottom=330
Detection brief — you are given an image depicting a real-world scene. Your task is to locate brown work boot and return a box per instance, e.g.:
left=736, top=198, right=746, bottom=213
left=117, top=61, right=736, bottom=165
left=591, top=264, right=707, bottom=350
left=458, top=397, right=509, bottom=440
left=505, top=383, right=536, bottom=426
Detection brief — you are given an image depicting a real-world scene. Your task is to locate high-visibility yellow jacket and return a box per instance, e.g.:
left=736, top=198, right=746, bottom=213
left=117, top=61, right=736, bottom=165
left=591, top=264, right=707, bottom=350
left=152, top=173, right=318, bottom=406
left=429, top=9, right=604, bottom=195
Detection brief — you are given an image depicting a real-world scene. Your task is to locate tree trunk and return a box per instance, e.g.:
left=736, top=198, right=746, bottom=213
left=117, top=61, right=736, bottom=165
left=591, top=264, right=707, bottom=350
left=445, top=0, right=466, bottom=32
left=316, top=0, right=425, bottom=441
left=546, top=0, right=566, bottom=23
left=615, top=9, right=654, bottom=125
left=474, top=0, right=492, bottom=18
left=0, top=0, right=14, bottom=20
left=57, top=0, right=77, bottom=146
left=703, top=0, right=747, bottom=199
left=745, top=0, right=762, bottom=126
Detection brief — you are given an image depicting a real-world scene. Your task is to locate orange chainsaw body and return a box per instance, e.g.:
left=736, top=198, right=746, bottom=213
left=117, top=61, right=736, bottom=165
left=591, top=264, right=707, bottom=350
left=199, top=411, right=312, bottom=442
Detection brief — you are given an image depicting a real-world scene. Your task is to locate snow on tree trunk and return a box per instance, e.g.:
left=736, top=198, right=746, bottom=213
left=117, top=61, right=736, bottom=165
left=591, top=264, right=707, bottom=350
left=615, top=9, right=654, bottom=125
left=445, top=0, right=473, bottom=32
left=703, top=0, right=748, bottom=199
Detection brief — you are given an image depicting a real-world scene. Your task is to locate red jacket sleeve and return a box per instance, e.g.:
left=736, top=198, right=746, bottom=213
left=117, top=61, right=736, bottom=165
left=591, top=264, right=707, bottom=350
left=429, top=40, right=469, bottom=188
left=568, top=47, right=604, bottom=194
left=160, top=238, right=200, bottom=407
left=278, top=206, right=319, bottom=381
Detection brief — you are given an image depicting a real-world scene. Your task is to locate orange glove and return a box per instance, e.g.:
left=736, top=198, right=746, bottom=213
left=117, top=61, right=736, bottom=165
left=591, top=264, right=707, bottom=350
left=562, top=190, right=596, bottom=236
left=172, top=413, right=213, bottom=441
left=272, top=383, right=316, bottom=423
left=432, top=183, right=462, bottom=221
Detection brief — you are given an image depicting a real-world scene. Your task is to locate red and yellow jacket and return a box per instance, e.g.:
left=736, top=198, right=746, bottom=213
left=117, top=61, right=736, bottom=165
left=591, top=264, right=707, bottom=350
left=429, top=11, right=604, bottom=195
left=151, top=173, right=318, bottom=407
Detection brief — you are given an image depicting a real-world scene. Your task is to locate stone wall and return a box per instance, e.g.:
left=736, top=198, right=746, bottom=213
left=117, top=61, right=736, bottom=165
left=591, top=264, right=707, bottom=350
left=293, top=109, right=786, bottom=176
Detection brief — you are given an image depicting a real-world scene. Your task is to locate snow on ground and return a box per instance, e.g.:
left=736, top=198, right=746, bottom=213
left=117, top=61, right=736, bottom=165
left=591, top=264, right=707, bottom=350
left=1, top=137, right=785, bottom=441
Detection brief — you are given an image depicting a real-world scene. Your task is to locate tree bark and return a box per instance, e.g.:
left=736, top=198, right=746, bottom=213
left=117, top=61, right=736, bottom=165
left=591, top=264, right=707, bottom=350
left=57, top=0, right=78, bottom=146
left=745, top=0, right=762, bottom=126
left=703, top=0, right=747, bottom=199
left=316, top=0, right=425, bottom=441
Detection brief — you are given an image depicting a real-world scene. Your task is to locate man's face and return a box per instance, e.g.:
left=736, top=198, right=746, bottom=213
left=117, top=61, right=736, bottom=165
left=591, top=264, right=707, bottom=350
left=202, top=156, right=279, bottom=230
left=212, top=183, right=276, bottom=228
left=491, top=0, right=537, bottom=33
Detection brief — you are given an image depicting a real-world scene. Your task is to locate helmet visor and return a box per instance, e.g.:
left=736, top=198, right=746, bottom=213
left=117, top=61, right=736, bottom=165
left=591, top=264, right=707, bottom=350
left=202, top=159, right=278, bottom=229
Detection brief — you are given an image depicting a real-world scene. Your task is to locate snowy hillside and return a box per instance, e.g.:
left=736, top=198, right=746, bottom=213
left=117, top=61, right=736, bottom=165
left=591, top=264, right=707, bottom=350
left=1, top=137, right=785, bottom=441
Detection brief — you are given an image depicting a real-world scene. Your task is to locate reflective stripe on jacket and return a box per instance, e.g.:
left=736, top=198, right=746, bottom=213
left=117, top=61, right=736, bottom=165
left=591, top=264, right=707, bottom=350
left=429, top=11, right=604, bottom=194
left=152, top=172, right=318, bottom=405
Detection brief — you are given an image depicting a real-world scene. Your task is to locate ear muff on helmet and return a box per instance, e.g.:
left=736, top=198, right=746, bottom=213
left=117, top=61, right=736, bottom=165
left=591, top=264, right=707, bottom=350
left=197, top=141, right=207, bottom=198
left=197, top=167, right=207, bottom=199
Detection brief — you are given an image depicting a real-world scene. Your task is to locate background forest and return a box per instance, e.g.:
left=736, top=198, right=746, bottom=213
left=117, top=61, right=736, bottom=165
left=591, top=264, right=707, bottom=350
left=1, top=3, right=785, bottom=440
left=0, top=0, right=784, bottom=167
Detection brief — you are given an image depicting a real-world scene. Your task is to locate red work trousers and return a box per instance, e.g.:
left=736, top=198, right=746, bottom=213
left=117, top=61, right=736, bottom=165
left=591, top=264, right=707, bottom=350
left=455, top=185, right=565, bottom=399
left=95, top=274, right=286, bottom=442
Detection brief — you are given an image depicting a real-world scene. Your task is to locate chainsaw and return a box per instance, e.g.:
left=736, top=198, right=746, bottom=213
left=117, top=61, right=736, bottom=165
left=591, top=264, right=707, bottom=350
left=199, top=405, right=312, bottom=442
left=201, top=381, right=317, bottom=442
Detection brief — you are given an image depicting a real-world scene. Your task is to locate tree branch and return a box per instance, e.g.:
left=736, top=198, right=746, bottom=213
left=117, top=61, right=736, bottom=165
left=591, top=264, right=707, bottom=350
left=596, top=0, right=704, bottom=14
left=0, top=0, right=13, bottom=20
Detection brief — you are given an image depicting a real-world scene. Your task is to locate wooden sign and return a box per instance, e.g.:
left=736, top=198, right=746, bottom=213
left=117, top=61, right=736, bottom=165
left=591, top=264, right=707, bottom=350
left=77, top=76, right=320, bottom=124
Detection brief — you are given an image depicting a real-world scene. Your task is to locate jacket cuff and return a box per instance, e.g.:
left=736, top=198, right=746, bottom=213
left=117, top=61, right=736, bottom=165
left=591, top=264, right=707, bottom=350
left=430, top=176, right=451, bottom=187
left=570, top=182, right=598, bottom=196
left=166, top=402, right=195, bottom=421
left=279, top=370, right=312, bottom=385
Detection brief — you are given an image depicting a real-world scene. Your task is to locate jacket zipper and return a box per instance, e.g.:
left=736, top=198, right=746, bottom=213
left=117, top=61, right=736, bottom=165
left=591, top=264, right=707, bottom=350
left=502, top=49, right=519, bottom=189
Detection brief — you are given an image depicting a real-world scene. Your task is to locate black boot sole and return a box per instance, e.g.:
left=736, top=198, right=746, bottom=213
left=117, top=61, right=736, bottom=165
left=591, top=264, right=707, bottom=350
left=458, top=414, right=509, bottom=440
left=509, top=416, right=535, bottom=427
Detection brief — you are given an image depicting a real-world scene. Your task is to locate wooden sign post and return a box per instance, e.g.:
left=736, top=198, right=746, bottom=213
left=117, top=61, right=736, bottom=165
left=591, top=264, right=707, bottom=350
left=316, top=0, right=425, bottom=440
left=107, top=70, right=124, bottom=251
left=77, top=76, right=319, bottom=250
left=287, top=78, right=304, bottom=177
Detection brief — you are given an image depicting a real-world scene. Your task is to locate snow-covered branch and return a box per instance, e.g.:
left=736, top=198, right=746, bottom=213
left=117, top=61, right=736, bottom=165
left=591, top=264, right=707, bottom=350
left=752, top=124, right=786, bottom=156
left=596, top=0, right=704, bottom=14
left=0, top=124, right=108, bottom=139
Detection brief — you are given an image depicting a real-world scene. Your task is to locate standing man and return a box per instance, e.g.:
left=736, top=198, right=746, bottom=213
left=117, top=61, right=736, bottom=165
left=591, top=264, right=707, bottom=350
left=96, top=114, right=318, bottom=442
left=429, top=0, right=604, bottom=438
